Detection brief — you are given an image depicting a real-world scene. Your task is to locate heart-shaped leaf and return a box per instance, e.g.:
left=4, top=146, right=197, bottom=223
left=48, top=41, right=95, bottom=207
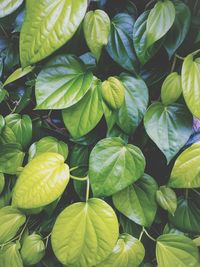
left=169, top=141, right=200, bottom=188
left=97, top=234, right=145, bottom=267
left=113, top=174, right=158, bottom=227
left=51, top=198, right=119, bottom=267
left=156, top=186, right=177, bottom=215
left=20, top=0, right=87, bottom=67
left=144, top=102, right=192, bottom=163
left=12, top=152, right=69, bottom=209
left=35, top=55, right=93, bottom=110
left=89, top=137, right=145, bottom=197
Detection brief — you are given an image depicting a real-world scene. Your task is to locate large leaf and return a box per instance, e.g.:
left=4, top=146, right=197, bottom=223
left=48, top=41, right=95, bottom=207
left=133, top=11, right=162, bottom=65
left=12, top=152, right=69, bottom=209
left=20, top=0, right=87, bottom=67
left=1, top=113, right=32, bottom=150
left=28, top=136, right=68, bottom=161
left=164, top=0, right=191, bottom=58
left=182, top=53, right=200, bottom=119
left=113, top=174, right=158, bottom=227
left=117, top=73, right=149, bottom=135
left=146, top=0, right=175, bottom=48
left=62, top=78, right=103, bottom=138
left=0, top=0, right=23, bottom=18
left=0, top=206, right=26, bottom=244
left=51, top=198, right=119, bottom=267
left=156, top=234, right=200, bottom=267
left=106, top=13, right=138, bottom=73
left=0, top=143, right=24, bottom=175
left=97, top=234, right=145, bottom=267
left=169, top=141, right=200, bottom=188
left=83, top=10, right=110, bottom=61
left=0, top=243, right=23, bottom=267
left=35, top=55, right=93, bottom=110
left=89, top=137, right=145, bottom=197
left=161, top=72, right=182, bottom=105
left=169, top=196, right=200, bottom=234
left=144, top=102, right=192, bottom=163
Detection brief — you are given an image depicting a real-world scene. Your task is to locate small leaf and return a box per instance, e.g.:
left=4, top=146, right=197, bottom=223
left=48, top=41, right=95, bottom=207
left=106, top=13, right=138, bottom=73
left=164, top=0, right=191, bottom=58
left=62, top=77, right=103, bottom=138
left=161, top=72, right=182, bottom=105
left=169, top=141, right=200, bottom=188
left=146, top=0, right=175, bottom=48
left=89, top=137, right=145, bottom=197
left=0, top=243, right=23, bottom=267
left=113, top=174, right=158, bottom=227
left=28, top=136, right=68, bottom=161
left=0, top=143, right=25, bottom=175
left=101, top=77, right=125, bottom=110
left=35, top=55, right=93, bottom=110
left=182, top=53, right=200, bottom=119
left=83, top=10, right=110, bottom=61
left=97, top=234, right=145, bottom=267
left=0, top=206, right=26, bottom=244
left=21, top=234, right=45, bottom=265
left=156, top=234, right=200, bottom=267
left=3, top=66, right=34, bottom=86
left=12, top=153, right=69, bottom=209
left=169, top=197, right=200, bottom=234
left=20, top=0, right=87, bottom=67
left=117, top=73, right=149, bottom=135
left=156, top=186, right=177, bottom=215
left=0, top=173, right=5, bottom=195
left=51, top=198, right=119, bottom=267
left=0, top=0, right=23, bottom=18
left=144, top=102, right=192, bottom=163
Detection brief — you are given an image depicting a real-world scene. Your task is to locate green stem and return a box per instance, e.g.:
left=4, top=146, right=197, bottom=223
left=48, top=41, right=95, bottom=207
left=86, top=177, right=90, bottom=202
left=143, top=227, right=156, bottom=242
left=175, top=54, right=185, bottom=60
left=139, top=228, right=145, bottom=241
left=170, top=55, right=177, bottom=73
left=192, top=189, right=200, bottom=198
left=18, top=216, right=30, bottom=241
left=70, top=175, right=88, bottom=181
left=191, top=49, right=200, bottom=56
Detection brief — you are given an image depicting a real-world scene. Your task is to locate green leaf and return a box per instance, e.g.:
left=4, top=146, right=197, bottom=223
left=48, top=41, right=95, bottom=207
left=144, top=102, right=192, bottom=163
left=146, top=0, right=175, bottom=48
left=156, top=186, right=177, bottom=215
left=20, top=0, right=87, bottom=67
left=101, top=77, right=125, bottom=110
left=35, top=55, right=93, bottom=110
left=182, top=53, right=200, bottom=119
left=28, top=136, right=68, bottom=161
left=83, top=10, right=110, bottom=61
left=117, top=73, right=149, bottom=135
left=0, top=143, right=24, bottom=175
left=0, top=115, right=5, bottom=134
left=51, top=198, right=119, bottom=267
left=0, top=0, right=23, bottom=18
left=3, top=66, right=34, bottom=86
left=113, top=174, right=158, bottom=227
left=89, top=137, right=145, bottom=197
left=96, top=234, right=145, bottom=267
left=21, top=234, right=45, bottom=265
left=62, top=77, right=103, bottom=138
left=12, top=152, right=69, bottom=209
left=0, top=173, right=5, bottom=195
left=161, top=72, right=182, bottom=105
left=0, top=206, right=26, bottom=244
left=1, top=113, right=32, bottom=150
left=169, top=196, right=200, bottom=234
left=0, top=243, right=23, bottom=267
left=133, top=11, right=162, bottom=65
left=164, top=1, right=191, bottom=58
left=169, top=141, right=200, bottom=188
left=106, top=13, right=138, bottom=73
left=156, top=234, right=200, bottom=267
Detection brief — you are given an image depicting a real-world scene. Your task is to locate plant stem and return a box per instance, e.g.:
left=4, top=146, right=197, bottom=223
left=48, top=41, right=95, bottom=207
left=18, top=216, right=30, bottom=241
left=86, top=177, right=90, bottom=202
left=192, top=189, right=200, bottom=198
left=175, top=54, right=185, bottom=60
left=143, top=227, right=156, bottom=242
left=170, top=56, right=177, bottom=73
left=139, top=228, right=145, bottom=241
left=70, top=175, right=88, bottom=181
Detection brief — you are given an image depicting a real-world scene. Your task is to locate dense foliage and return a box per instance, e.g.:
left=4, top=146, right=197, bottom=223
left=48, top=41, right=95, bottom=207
left=0, top=0, right=200, bottom=266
